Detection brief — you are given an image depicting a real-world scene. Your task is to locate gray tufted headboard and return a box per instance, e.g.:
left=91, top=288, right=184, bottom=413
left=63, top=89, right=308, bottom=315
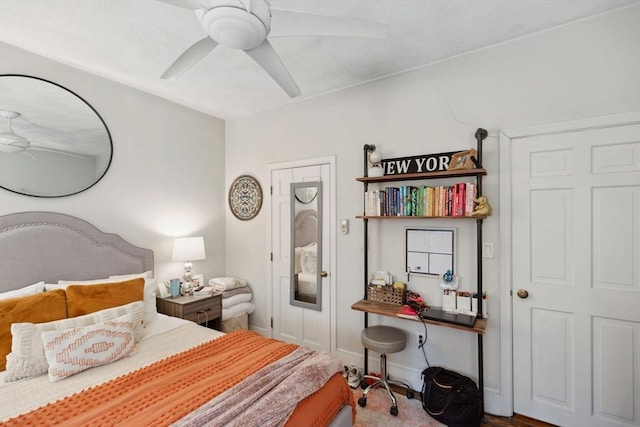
left=294, top=209, right=317, bottom=248
left=0, top=211, right=154, bottom=293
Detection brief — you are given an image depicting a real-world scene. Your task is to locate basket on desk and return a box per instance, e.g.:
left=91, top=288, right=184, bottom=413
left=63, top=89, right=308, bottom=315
left=367, top=284, right=406, bottom=305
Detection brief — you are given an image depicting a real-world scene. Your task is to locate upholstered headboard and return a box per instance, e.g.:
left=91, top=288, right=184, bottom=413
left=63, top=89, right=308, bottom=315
left=294, top=209, right=317, bottom=248
left=0, top=211, right=154, bottom=293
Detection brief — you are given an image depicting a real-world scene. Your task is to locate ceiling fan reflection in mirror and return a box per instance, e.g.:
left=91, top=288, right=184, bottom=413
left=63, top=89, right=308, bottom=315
left=158, top=0, right=387, bottom=97
left=0, top=111, right=30, bottom=153
left=0, top=110, right=85, bottom=158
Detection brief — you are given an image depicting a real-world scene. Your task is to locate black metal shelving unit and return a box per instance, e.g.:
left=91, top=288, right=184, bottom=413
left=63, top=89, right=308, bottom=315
left=358, top=128, right=488, bottom=415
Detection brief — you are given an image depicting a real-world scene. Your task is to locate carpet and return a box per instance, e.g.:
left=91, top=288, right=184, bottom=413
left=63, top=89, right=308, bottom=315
left=352, top=387, right=445, bottom=427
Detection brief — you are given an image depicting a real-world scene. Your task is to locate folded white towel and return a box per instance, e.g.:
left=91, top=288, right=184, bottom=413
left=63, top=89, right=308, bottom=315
left=208, top=277, right=247, bottom=291
left=222, top=293, right=252, bottom=309
left=222, top=302, right=255, bottom=321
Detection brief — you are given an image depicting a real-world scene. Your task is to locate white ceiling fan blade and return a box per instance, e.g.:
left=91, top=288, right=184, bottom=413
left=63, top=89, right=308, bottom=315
left=161, top=37, right=219, bottom=80
left=154, top=0, right=218, bottom=10
left=28, top=144, right=89, bottom=158
left=245, top=39, right=301, bottom=98
left=269, top=8, right=387, bottom=39
left=21, top=151, right=37, bottom=160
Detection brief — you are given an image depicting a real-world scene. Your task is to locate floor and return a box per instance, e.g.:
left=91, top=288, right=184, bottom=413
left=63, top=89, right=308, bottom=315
left=352, top=386, right=557, bottom=426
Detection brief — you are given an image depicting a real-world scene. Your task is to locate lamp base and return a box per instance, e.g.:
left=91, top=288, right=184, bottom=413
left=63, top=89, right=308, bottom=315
left=181, top=262, right=193, bottom=295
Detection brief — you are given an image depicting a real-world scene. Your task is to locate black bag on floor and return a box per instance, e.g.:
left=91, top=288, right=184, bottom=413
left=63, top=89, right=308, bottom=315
left=421, top=367, right=481, bottom=427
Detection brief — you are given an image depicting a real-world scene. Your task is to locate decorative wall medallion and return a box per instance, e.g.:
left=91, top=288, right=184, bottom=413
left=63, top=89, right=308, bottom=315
left=228, top=175, right=263, bottom=220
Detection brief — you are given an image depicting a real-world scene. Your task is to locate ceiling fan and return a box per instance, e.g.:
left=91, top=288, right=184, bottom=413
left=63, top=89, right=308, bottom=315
left=157, top=0, right=387, bottom=97
left=0, top=110, right=85, bottom=158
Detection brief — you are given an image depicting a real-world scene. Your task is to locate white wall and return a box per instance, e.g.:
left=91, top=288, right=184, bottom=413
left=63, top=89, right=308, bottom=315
left=0, top=42, right=227, bottom=283
left=224, top=5, right=640, bottom=415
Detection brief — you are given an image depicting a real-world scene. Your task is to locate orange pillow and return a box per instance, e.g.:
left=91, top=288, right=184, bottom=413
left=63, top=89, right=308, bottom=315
left=0, top=289, right=67, bottom=371
left=65, top=278, right=144, bottom=317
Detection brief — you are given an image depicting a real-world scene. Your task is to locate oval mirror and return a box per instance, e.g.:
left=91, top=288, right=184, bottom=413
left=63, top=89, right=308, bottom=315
left=0, top=74, right=112, bottom=198
left=294, top=186, right=317, bottom=204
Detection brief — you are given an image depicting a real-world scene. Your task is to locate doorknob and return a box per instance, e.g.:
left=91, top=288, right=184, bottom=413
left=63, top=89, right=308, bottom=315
left=517, top=289, right=529, bottom=299
left=320, top=271, right=328, bottom=277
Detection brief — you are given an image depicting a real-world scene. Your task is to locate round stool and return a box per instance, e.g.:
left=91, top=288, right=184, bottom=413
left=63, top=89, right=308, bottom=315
left=358, top=325, right=414, bottom=416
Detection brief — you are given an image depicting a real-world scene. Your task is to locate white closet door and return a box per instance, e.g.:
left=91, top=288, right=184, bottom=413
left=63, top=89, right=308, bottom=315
left=511, top=123, right=640, bottom=426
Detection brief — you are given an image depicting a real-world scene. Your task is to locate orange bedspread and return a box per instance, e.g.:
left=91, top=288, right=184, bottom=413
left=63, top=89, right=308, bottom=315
left=3, top=330, right=354, bottom=426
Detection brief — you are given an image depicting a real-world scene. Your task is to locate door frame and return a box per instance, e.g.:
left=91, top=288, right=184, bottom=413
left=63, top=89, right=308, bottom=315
left=266, top=155, right=337, bottom=352
left=498, top=111, right=640, bottom=417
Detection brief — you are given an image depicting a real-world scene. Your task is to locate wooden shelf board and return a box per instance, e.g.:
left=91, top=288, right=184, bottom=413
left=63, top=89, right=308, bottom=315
left=351, top=299, right=486, bottom=335
left=356, top=168, right=486, bottom=183
left=356, top=215, right=486, bottom=220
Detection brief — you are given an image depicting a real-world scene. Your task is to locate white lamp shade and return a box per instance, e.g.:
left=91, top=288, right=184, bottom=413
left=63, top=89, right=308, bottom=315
left=172, top=237, right=206, bottom=262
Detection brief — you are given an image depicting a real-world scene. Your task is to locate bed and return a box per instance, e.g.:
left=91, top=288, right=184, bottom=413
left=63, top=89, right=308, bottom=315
left=0, top=211, right=354, bottom=426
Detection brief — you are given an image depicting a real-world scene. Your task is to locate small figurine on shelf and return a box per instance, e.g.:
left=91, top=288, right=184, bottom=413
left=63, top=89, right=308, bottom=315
left=472, top=196, right=493, bottom=217
left=368, top=150, right=385, bottom=177
left=439, top=269, right=459, bottom=290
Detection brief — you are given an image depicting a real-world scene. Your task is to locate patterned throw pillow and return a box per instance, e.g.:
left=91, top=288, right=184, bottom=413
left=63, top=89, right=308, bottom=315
left=4, top=301, right=144, bottom=382
left=41, top=314, right=136, bottom=382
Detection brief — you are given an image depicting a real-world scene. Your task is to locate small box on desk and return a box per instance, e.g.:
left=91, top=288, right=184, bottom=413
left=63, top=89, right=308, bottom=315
left=442, top=290, right=457, bottom=312
left=472, top=294, right=488, bottom=318
left=457, top=292, right=472, bottom=312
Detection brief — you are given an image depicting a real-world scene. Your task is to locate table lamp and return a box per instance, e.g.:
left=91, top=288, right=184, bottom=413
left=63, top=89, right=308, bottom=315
left=172, top=236, right=206, bottom=294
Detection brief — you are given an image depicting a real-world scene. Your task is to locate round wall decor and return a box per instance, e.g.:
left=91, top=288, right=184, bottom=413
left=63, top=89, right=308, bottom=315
left=228, top=175, right=263, bottom=220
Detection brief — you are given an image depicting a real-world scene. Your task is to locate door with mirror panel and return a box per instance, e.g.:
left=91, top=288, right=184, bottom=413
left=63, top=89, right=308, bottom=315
left=270, top=162, right=332, bottom=352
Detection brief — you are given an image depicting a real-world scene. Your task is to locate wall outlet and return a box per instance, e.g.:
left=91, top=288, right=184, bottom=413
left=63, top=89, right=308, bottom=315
left=416, top=332, right=424, bottom=348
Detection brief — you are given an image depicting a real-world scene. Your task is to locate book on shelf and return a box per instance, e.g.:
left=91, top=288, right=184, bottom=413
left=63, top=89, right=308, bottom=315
left=364, top=182, right=479, bottom=217
left=396, top=304, right=419, bottom=320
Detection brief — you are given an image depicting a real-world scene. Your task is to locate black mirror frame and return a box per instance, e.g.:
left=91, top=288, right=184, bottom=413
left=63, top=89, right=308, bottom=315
left=0, top=74, right=113, bottom=198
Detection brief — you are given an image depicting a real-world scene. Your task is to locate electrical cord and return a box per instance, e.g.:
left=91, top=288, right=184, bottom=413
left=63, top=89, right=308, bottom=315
left=417, top=315, right=430, bottom=368
left=197, top=309, right=210, bottom=328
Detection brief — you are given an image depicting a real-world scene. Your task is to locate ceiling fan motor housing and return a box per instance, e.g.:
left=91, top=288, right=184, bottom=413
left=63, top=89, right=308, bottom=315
left=200, top=2, right=271, bottom=50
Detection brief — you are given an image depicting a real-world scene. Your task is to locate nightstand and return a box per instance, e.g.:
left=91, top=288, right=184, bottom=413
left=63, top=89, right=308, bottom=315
left=156, top=293, right=222, bottom=330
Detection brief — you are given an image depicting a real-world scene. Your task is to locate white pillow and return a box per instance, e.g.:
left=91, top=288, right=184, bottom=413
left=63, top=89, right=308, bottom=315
left=41, top=314, right=136, bottom=382
left=0, top=282, right=45, bottom=301
left=46, top=271, right=158, bottom=324
left=4, top=301, right=144, bottom=382
left=300, top=243, right=318, bottom=274
left=294, top=247, right=302, bottom=274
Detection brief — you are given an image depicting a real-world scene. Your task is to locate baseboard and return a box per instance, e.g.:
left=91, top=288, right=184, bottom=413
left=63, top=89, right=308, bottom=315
left=248, top=324, right=269, bottom=336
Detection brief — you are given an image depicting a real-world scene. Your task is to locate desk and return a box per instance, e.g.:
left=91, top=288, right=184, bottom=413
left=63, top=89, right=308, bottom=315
left=352, top=298, right=487, bottom=418
left=351, top=299, right=486, bottom=334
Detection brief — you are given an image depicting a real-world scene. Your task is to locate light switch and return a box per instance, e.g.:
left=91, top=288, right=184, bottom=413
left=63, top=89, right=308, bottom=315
left=482, top=243, right=494, bottom=258
left=340, top=219, right=349, bottom=234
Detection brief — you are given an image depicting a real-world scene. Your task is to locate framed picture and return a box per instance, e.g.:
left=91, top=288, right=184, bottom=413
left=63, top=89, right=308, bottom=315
left=447, top=149, right=478, bottom=171
left=191, top=274, right=204, bottom=288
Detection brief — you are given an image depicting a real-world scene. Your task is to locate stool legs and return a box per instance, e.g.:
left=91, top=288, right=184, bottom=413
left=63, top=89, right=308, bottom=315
left=357, top=353, right=414, bottom=416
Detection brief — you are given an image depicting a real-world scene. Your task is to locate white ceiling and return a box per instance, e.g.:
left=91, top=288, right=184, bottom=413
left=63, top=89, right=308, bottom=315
left=0, top=0, right=637, bottom=120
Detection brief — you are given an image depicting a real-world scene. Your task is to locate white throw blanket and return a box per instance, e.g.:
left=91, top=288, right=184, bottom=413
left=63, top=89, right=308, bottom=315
left=222, top=302, right=255, bottom=321
left=208, top=277, right=247, bottom=291
left=222, top=293, right=252, bottom=308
